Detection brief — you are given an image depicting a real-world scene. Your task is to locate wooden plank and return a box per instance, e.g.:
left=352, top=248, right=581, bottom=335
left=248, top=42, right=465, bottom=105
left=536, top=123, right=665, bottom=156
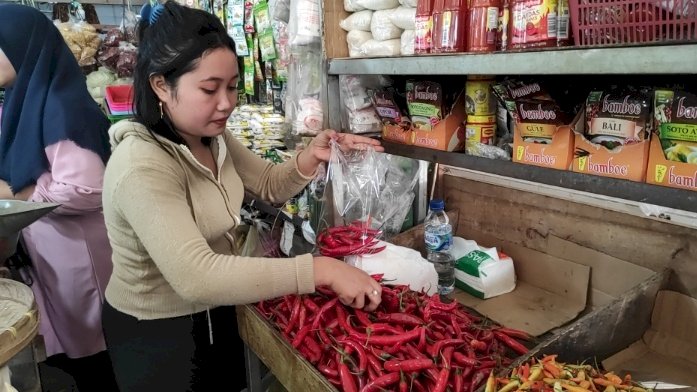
left=441, top=175, right=697, bottom=298
left=322, top=0, right=349, bottom=59
left=237, top=305, right=337, bottom=392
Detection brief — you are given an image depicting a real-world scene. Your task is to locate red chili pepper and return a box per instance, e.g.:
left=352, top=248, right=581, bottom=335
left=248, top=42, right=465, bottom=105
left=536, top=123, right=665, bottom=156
left=471, top=369, right=491, bottom=391
left=298, top=304, right=307, bottom=330
left=270, top=308, right=288, bottom=326
left=441, top=346, right=454, bottom=370
left=429, top=294, right=458, bottom=311
left=360, top=372, right=400, bottom=392
left=479, top=360, right=496, bottom=369
left=493, top=331, right=529, bottom=355
left=377, top=313, right=424, bottom=326
left=427, top=339, right=466, bottom=358
left=336, top=306, right=359, bottom=335
left=317, top=328, right=332, bottom=349
left=451, top=315, right=463, bottom=338
left=402, top=345, right=441, bottom=381
left=351, top=327, right=421, bottom=346
left=470, top=339, right=488, bottom=352
left=452, top=352, right=478, bottom=367
left=370, top=273, right=384, bottom=282
left=399, top=374, right=408, bottom=392
left=366, top=354, right=383, bottom=377
left=291, top=324, right=312, bottom=348
left=318, top=363, right=338, bottom=378
left=339, top=362, right=358, bottom=392
left=283, top=296, right=301, bottom=335
left=354, top=309, right=373, bottom=327
left=303, top=297, right=320, bottom=313
left=494, top=327, right=533, bottom=341
left=366, top=323, right=404, bottom=335
left=383, top=358, right=434, bottom=372
left=417, top=326, right=427, bottom=351
left=411, top=377, right=427, bottom=392
left=433, top=368, right=450, bottom=392
left=311, top=297, right=339, bottom=329
left=453, top=368, right=464, bottom=392
left=303, top=336, right=322, bottom=363
left=340, top=339, right=368, bottom=374
left=316, top=286, right=335, bottom=297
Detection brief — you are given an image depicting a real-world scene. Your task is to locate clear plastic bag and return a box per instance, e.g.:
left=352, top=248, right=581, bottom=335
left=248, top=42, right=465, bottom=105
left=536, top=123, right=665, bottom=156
left=345, top=0, right=367, bottom=12
left=360, top=39, right=401, bottom=56
left=401, top=29, right=415, bottom=55
left=316, top=141, right=419, bottom=258
left=346, top=30, right=373, bottom=57
left=288, top=0, right=321, bottom=46
left=389, top=6, right=417, bottom=30
left=340, top=10, right=373, bottom=31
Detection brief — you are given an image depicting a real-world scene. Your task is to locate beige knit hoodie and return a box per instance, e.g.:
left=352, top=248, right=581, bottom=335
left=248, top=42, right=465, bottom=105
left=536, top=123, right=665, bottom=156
left=103, top=120, right=315, bottom=320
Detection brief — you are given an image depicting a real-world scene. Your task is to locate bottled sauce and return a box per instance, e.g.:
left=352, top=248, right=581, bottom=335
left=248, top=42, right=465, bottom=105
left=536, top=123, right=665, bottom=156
left=424, top=199, right=455, bottom=295
left=431, top=0, right=446, bottom=53
left=510, top=0, right=558, bottom=49
left=440, top=0, right=467, bottom=52
left=415, top=0, right=435, bottom=53
left=498, top=0, right=510, bottom=50
left=467, top=0, right=500, bottom=52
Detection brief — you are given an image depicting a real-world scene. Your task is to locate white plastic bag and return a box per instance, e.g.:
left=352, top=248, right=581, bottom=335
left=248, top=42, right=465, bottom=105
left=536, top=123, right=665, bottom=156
left=347, top=30, right=373, bottom=57
left=289, top=0, right=321, bottom=46
left=371, top=10, right=403, bottom=40
left=346, top=242, right=439, bottom=295
left=360, top=39, right=401, bottom=56
left=401, top=29, right=415, bottom=55
left=345, top=0, right=367, bottom=12
left=340, top=10, right=373, bottom=32
left=356, top=0, right=400, bottom=11
left=389, top=6, right=416, bottom=30
left=451, top=237, right=516, bottom=299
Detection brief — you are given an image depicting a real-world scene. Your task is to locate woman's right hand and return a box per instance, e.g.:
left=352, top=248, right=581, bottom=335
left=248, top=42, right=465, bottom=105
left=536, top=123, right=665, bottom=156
left=313, top=256, right=382, bottom=312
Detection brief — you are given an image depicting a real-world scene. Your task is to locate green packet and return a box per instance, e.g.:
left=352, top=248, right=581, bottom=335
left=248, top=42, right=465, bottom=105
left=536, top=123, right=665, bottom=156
left=243, top=56, right=254, bottom=96
left=655, top=89, right=697, bottom=164
left=258, top=29, right=276, bottom=62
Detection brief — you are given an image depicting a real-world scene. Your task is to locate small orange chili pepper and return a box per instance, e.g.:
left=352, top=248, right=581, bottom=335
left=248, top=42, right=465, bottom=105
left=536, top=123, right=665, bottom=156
left=542, top=355, right=558, bottom=363
left=543, top=363, right=561, bottom=379
left=522, top=364, right=531, bottom=381
left=605, top=373, right=623, bottom=385
left=580, top=380, right=592, bottom=389
left=562, top=383, right=592, bottom=392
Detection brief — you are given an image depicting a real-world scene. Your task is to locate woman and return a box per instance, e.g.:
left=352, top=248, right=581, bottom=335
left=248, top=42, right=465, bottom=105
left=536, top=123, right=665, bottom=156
left=0, top=4, right=118, bottom=391
left=101, top=2, right=385, bottom=391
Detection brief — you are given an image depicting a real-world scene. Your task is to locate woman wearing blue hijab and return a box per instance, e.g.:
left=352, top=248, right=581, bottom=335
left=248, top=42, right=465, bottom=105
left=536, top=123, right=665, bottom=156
left=0, top=5, right=118, bottom=390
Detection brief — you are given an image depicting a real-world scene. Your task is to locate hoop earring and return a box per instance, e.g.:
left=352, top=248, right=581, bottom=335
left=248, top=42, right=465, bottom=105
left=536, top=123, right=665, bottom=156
left=159, top=102, right=164, bottom=118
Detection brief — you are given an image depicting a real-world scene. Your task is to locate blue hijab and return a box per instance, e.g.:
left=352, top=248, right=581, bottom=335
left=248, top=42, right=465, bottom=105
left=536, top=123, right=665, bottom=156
left=0, top=5, right=110, bottom=193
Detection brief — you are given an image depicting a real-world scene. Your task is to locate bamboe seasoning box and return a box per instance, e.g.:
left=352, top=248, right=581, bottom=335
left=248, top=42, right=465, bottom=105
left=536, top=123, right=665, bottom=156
left=406, top=81, right=444, bottom=131
left=584, top=88, right=652, bottom=149
left=655, top=89, right=697, bottom=164
left=513, top=99, right=564, bottom=144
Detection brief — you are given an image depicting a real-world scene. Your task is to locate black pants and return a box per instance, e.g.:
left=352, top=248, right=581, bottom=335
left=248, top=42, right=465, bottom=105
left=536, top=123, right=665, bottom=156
left=102, top=302, right=247, bottom=392
left=43, top=351, right=119, bottom=392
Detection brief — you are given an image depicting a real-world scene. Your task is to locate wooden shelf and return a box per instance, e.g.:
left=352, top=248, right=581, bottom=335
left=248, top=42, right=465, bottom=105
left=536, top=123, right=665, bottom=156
left=381, top=140, right=697, bottom=214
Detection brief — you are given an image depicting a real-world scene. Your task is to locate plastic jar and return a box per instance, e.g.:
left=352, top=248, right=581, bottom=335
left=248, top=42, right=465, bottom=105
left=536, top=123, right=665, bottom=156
left=465, top=76, right=496, bottom=116
left=467, top=0, right=500, bottom=52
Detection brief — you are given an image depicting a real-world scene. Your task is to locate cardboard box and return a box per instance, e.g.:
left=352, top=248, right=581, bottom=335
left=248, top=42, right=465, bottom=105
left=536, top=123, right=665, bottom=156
left=452, top=230, right=591, bottom=337
left=646, top=136, right=697, bottom=191
left=602, top=290, right=697, bottom=390
left=513, top=123, right=576, bottom=170
left=572, top=112, right=651, bottom=182
left=383, top=92, right=468, bottom=152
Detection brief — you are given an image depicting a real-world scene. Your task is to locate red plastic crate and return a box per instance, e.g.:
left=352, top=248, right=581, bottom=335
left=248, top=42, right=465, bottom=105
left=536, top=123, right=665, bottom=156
left=105, top=84, right=134, bottom=114
left=570, top=0, right=697, bottom=46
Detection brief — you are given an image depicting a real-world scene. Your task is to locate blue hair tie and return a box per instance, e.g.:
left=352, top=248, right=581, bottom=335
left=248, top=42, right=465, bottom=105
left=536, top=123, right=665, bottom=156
left=140, top=1, right=164, bottom=26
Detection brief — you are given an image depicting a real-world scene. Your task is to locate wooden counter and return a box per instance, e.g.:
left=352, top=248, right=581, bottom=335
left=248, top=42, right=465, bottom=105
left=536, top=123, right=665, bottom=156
left=237, top=304, right=337, bottom=392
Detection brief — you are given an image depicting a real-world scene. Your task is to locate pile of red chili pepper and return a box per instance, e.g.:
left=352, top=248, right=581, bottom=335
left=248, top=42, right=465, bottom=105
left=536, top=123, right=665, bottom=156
left=317, top=223, right=386, bottom=258
left=256, top=280, right=533, bottom=392
left=489, top=355, right=650, bottom=392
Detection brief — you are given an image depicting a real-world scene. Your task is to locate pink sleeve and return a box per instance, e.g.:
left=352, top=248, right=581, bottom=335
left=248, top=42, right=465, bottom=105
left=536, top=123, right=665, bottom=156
left=29, top=140, right=106, bottom=215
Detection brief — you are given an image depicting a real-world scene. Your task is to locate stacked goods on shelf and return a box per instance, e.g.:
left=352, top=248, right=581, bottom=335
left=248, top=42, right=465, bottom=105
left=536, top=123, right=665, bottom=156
left=96, top=28, right=137, bottom=79
left=464, top=76, right=511, bottom=159
left=340, top=0, right=416, bottom=56
left=227, top=104, right=288, bottom=161
left=255, top=281, right=533, bottom=391
left=104, top=84, right=135, bottom=123
left=340, top=75, right=388, bottom=135
left=55, top=20, right=101, bottom=69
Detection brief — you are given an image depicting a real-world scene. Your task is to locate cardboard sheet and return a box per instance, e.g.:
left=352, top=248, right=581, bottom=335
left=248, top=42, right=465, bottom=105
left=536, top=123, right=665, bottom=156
left=452, top=231, right=590, bottom=337
left=603, top=291, right=697, bottom=389
left=545, top=235, right=655, bottom=308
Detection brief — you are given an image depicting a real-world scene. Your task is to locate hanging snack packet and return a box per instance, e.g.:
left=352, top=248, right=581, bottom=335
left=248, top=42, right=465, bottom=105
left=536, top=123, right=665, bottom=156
left=254, top=0, right=272, bottom=32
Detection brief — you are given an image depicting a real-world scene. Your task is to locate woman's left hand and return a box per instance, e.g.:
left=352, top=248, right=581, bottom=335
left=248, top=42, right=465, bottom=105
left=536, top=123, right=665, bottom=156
left=309, top=130, right=384, bottom=163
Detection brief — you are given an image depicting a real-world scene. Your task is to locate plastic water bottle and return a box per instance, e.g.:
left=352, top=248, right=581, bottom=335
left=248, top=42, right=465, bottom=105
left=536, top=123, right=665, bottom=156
left=424, top=199, right=455, bottom=295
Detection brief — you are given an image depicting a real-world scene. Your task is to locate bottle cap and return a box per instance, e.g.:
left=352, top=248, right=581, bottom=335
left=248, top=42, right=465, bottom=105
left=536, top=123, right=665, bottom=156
left=429, top=199, right=445, bottom=211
